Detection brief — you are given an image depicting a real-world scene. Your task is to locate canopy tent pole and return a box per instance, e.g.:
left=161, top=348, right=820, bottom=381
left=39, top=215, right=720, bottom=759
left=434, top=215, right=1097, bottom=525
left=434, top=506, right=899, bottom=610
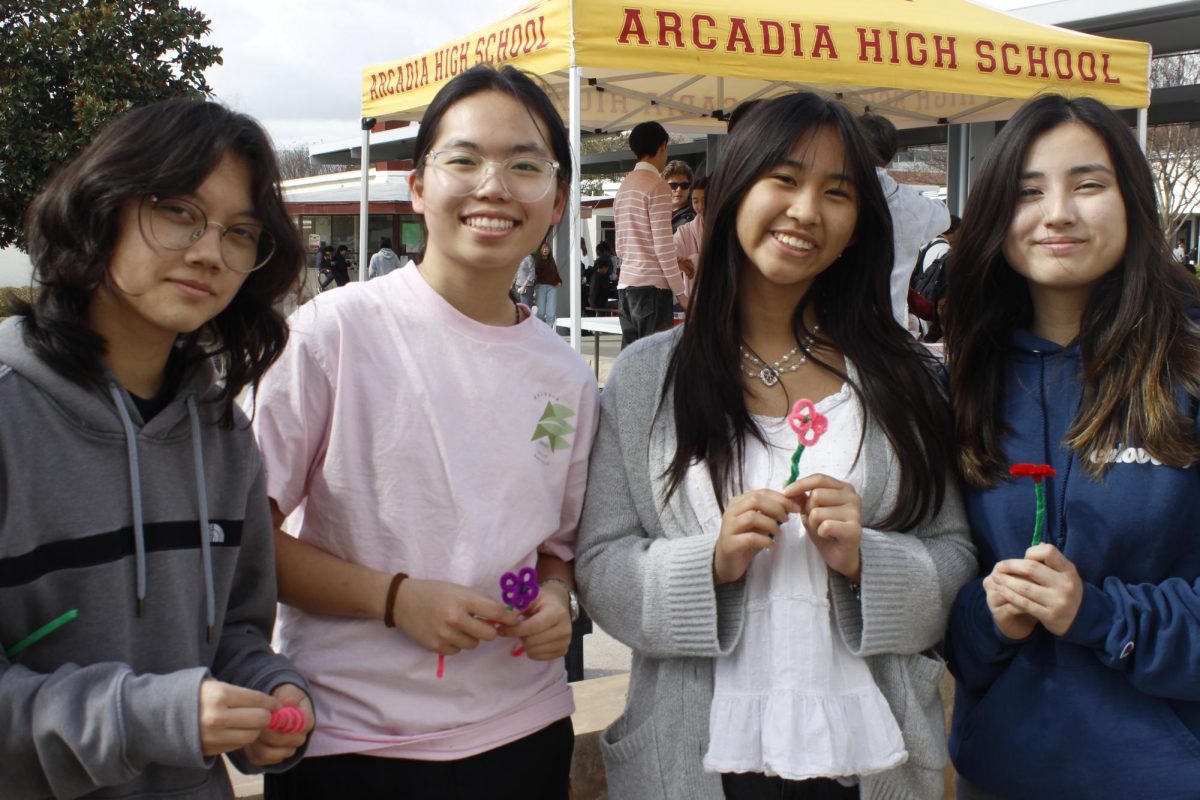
left=1138, top=107, right=1148, bottom=152
left=358, top=117, right=375, bottom=282
left=568, top=64, right=582, bottom=353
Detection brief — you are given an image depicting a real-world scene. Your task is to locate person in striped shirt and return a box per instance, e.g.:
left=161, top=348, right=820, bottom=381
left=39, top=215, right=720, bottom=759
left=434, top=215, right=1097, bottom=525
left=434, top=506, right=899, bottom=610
left=614, top=121, right=689, bottom=348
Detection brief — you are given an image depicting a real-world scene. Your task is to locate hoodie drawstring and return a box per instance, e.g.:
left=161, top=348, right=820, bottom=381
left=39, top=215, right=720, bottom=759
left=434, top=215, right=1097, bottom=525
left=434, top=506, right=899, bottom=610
left=111, top=385, right=148, bottom=618
left=110, top=386, right=216, bottom=643
left=187, top=397, right=217, bottom=644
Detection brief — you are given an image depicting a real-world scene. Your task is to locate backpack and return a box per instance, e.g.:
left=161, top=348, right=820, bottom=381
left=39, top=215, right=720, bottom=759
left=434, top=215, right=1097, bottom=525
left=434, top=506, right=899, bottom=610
left=909, top=238, right=950, bottom=321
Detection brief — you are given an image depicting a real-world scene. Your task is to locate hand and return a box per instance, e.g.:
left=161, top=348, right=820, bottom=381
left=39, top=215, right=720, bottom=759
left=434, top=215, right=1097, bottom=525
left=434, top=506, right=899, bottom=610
left=392, top=579, right=520, bottom=655
left=198, top=679, right=275, bottom=758
left=242, top=683, right=315, bottom=766
left=785, top=473, right=862, bottom=582
left=712, top=489, right=795, bottom=585
left=982, top=567, right=1037, bottom=640
left=679, top=257, right=695, bottom=279
left=990, top=544, right=1084, bottom=636
left=676, top=294, right=690, bottom=312
left=499, top=584, right=573, bottom=660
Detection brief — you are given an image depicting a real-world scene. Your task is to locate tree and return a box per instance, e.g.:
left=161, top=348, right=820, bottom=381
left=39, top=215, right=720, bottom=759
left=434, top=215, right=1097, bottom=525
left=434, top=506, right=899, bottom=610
left=1147, top=53, right=1200, bottom=241
left=275, top=145, right=344, bottom=181
left=0, top=1, right=222, bottom=249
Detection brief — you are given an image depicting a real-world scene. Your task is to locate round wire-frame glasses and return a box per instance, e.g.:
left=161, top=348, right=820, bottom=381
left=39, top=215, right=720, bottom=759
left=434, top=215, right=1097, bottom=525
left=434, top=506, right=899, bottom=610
left=424, top=150, right=560, bottom=203
left=140, top=195, right=276, bottom=273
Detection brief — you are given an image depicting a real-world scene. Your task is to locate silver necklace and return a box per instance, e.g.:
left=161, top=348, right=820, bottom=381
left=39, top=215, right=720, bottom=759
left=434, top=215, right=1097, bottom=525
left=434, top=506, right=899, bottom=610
left=740, top=326, right=819, bottom=388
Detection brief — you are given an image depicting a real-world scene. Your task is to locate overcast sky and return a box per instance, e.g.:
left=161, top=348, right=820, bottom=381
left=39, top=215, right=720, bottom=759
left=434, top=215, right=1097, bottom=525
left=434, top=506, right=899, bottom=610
left=189, top=0, right=1044, bottom=149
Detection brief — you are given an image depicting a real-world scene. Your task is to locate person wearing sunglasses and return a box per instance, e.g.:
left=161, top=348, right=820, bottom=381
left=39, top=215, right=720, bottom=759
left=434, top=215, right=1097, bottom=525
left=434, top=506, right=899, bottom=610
left=663, top=159, right=697, bottom=233
left=0, top=99, right=312, bottom=799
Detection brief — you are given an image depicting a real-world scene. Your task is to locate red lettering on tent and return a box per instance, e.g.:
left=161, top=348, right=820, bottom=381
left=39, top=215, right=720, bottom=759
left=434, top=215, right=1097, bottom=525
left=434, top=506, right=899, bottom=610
left=727, top=17, right=754, bottom=53
left=618, top=8, right=649, bottom=45
left=1079, top=51, right=1097, bottom=81
left=790, top=23, right=805, bottom=57
left=933, top=35, right=957, bottom=69
left=906, top=32, right=927, bottom=66
left=1101, top=53, right=1120, bottom=84
left=1053, top=48, right=1072, bottom=79
left=1027, top=45, right=1048, bottom=78
left=812, top=25, right=837, bottom=59
left=761, top=21, right=784, bottom=55
left=657, top=11, right=683, bottom=47
left=858, top=27, right=883, bottom=63
left=693, top=15, right=717, bottom=50
left=976, top=40, right=996, bottom=73
left=1001, top=43, right=1020, bottom=75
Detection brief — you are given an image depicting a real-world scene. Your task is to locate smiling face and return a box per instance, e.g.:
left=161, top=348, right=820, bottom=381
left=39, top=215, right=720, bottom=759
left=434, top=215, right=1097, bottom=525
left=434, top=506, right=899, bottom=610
left=410, top=90, right=566, bottom=279
left=90, top=152, right=256, bottom=350
left=735, top=125, right=859, bottom=298
left=1003, top=121, right=1127, bottom=300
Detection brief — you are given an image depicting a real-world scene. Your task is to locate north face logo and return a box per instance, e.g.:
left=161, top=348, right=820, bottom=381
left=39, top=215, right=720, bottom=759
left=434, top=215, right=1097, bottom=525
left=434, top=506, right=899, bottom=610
left=208, top=523, right=225, bottom=544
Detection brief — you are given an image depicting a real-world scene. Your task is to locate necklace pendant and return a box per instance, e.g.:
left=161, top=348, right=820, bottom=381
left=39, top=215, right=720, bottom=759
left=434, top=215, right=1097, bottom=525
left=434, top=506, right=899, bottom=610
left=759, top=367, right=779, bottom=387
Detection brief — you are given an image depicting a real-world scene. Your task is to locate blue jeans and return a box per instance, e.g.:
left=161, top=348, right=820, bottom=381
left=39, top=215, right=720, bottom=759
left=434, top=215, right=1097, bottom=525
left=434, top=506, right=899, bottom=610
left=534, top=283, right=558, bottom=328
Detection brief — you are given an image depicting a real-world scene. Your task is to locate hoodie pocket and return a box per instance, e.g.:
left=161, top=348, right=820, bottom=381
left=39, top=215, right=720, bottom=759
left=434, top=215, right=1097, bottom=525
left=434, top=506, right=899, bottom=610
left=601, top=711, right=667, bottom=800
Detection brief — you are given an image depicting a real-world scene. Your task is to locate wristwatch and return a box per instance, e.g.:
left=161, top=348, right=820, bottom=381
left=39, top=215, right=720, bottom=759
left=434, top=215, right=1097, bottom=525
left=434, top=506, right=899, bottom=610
left=540, top=578, right=580, bottom=622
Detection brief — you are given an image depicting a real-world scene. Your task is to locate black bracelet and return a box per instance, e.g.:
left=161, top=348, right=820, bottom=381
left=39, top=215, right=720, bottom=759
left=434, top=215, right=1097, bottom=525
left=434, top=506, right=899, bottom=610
left=383, top=572, right=408, bottom=628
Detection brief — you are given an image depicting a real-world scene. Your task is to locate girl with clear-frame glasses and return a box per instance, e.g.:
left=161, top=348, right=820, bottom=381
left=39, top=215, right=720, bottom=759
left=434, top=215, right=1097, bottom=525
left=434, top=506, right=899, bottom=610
left=252, top=64, right=598, bottom=799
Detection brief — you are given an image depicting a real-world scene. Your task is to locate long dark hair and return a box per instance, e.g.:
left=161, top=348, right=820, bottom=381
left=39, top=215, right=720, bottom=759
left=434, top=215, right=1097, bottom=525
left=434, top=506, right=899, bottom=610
left=15, top=98, right=304, bottom=427
left=665, top=93, right=954, bottom=531
left=410, top=64, right=571, bottom=265
left=944, top=94, right=1200, bottom=487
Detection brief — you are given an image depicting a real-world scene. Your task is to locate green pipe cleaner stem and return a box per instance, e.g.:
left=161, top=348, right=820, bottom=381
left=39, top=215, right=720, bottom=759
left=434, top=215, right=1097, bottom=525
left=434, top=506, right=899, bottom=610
left=786, top=444, right=807, bottom=486
left=1031, top=481, right=1047, bottom=546
left=5, top=609, right=78, bottom=659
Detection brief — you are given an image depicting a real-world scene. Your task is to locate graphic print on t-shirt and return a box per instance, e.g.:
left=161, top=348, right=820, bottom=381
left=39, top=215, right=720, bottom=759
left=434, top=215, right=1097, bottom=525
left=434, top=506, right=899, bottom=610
left=531, top=400, right=576, bottom=454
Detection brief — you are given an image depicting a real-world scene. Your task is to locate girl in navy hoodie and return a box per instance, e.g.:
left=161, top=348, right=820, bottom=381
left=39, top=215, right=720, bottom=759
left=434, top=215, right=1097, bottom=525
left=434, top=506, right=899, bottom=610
left=943, top=94, right=1200, bottom=799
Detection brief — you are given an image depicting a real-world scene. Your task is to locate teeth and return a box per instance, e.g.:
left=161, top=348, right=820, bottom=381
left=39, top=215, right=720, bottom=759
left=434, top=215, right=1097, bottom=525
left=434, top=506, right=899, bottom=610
left=774, top=232, right=814, bottom=250
left=464, top=216, right=515, bottom=231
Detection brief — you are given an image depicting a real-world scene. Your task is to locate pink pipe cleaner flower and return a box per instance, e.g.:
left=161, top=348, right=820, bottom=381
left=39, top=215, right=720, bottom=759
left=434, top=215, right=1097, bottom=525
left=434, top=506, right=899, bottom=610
left=787, top=399, right=829, bottom=447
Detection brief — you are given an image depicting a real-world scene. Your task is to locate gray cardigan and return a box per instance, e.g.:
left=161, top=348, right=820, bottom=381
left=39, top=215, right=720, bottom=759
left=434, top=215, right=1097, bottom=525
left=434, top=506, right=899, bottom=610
left=576, top=328, right=976, bottom=800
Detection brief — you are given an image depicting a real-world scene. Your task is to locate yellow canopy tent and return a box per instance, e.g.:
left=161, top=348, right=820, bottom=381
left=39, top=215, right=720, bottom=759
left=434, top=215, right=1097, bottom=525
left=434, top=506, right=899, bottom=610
left=360, top=0, right=1151, bottom=347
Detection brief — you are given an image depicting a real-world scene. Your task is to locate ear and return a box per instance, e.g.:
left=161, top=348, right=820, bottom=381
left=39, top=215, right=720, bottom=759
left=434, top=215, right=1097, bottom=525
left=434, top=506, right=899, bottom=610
left=549, top=181, right=568, bottom=226
left=409, top=171, right=425, bottom=214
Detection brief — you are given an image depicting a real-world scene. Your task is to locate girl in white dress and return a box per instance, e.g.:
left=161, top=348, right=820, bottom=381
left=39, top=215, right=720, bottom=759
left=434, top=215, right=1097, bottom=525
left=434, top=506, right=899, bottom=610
left=576, top=92, right=975, bottom=800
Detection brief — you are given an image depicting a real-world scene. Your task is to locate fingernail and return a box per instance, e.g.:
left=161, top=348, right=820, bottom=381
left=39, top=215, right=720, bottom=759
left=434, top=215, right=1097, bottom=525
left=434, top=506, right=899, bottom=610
left=768, top=533, right=776, bottom=542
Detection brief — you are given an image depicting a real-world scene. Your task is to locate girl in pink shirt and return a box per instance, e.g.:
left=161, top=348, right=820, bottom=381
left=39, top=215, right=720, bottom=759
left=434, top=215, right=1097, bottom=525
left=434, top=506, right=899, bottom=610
left=254, top=66, right=598, bottom=799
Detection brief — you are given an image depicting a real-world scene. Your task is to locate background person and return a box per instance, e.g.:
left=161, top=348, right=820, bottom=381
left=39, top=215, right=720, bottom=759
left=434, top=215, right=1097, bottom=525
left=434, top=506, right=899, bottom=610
left=663, top=159, right=696, bottom=232
left=368, top=236, right=403, bottom=278
left=858, top=112, right=950, bottom=332
left=614, top=121, right=687, bottom=347
left=942, top=94, right=1200, bottom=800
left=673, top=173, right=708, bottom=297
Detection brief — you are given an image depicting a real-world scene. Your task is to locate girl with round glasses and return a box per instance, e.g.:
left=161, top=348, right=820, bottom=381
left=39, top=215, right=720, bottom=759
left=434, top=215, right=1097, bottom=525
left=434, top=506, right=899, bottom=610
left=575, top=93, right=975, bottom=799
left=0, top=99, right=311, bottom=798
left=252, top=64, right=598, bottom=799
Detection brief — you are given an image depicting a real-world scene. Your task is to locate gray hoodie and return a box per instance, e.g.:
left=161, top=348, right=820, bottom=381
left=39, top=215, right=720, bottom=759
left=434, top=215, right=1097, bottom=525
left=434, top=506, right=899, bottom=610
left=367, top=247, right=404, bottom=278
left=0, top=317, right=309, bottom=799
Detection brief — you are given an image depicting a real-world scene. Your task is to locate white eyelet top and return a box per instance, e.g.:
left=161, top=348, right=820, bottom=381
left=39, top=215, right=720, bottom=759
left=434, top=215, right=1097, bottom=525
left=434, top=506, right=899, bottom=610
left=692, top=374, right=907, bottom=781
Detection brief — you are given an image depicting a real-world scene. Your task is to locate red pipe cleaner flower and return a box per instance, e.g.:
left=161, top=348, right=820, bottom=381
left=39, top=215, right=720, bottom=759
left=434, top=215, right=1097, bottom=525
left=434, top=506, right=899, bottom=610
left=1009, top=464, right=1056, bottom=482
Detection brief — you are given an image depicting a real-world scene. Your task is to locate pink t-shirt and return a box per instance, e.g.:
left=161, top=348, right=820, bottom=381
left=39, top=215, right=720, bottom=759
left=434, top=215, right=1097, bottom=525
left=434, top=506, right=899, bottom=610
left=252, top=265, right=599, bottom=759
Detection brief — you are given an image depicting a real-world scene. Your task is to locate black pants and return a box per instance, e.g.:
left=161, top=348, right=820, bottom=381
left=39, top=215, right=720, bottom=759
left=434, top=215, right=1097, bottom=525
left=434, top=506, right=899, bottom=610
left=618, top=285, right=674, bottom=348
left=722, top=772, right=860, bottom=800
left=263, top=717, right=574, bottom=800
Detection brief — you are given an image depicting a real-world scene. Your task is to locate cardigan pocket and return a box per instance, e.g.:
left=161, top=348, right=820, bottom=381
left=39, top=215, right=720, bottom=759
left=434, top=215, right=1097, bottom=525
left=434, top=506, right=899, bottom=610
left=601, top=711, right=667, bottom=799
left=877, top=649, right=950, bottom=770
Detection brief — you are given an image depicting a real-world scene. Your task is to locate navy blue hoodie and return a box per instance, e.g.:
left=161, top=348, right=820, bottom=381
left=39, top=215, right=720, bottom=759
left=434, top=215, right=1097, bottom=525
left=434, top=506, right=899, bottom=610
left=945, top=328, right=1200, bottom=799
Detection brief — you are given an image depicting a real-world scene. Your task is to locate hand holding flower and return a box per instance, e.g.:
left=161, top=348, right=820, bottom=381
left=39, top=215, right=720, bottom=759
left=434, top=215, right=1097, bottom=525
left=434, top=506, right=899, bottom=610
left=989, top=544, right=1083, bottom=636
left=785, top=473, right=863, bottom=582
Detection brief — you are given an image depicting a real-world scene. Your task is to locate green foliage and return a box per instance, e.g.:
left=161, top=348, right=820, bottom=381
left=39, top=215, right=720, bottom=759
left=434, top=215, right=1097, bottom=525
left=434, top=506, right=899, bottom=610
left=0, top=285, right=39, bottom=321
left=0, top=1, right=222, bottom=249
